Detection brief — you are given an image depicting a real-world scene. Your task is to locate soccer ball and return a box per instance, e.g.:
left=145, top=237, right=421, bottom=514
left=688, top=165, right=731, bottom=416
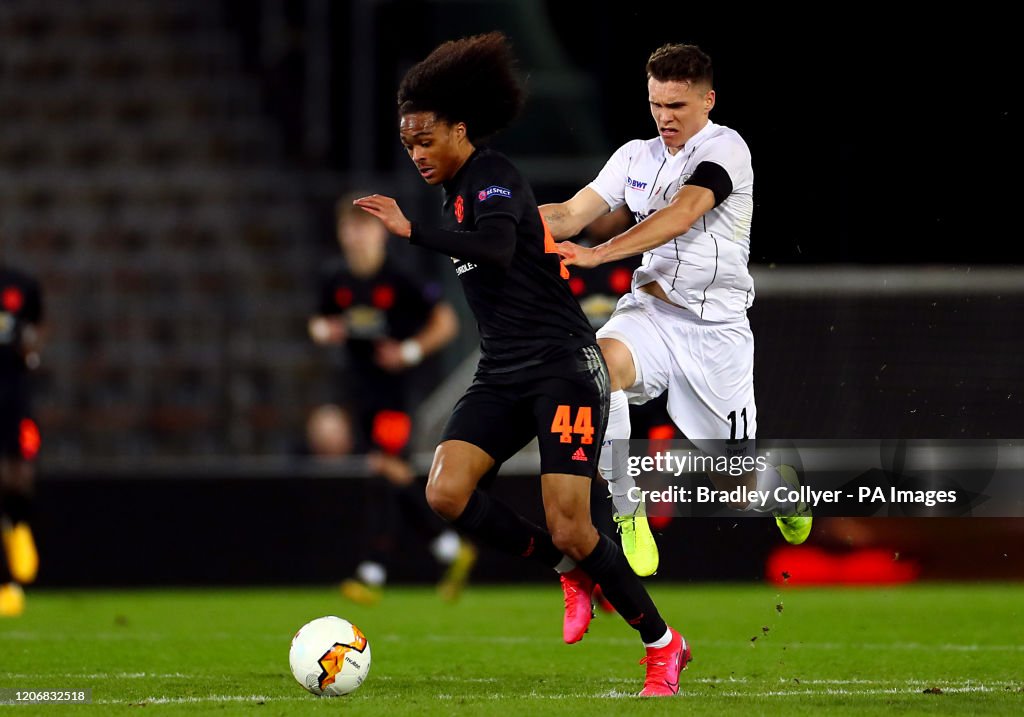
left=289, top=616, right=371, bottom=696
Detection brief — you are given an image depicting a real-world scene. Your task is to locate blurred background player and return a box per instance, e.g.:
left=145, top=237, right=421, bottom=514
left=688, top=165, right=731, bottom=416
left=303, top=403, right=355, bottom=458
left=308, top=197, right=474, bottom=604
left=0, top=264, right=44, bottom=617
left=543, top=43, right=811, bottom=577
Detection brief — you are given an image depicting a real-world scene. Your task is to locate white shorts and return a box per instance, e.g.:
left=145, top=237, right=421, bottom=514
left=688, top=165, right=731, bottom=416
left=596, top=290, right=757, bottom=451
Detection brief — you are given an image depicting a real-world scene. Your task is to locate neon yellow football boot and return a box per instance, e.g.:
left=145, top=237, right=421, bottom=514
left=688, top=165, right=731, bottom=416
left=2, top=522, right=38, bottom=584
left=438, top=541, right=477, bottom=602
left=774, top=465, right=813, bottom=545
left=340, top=579, right=382, bottom=606
left=0, top=583, right=25, bottom=617
left=614, top=506, right=659, bottom=577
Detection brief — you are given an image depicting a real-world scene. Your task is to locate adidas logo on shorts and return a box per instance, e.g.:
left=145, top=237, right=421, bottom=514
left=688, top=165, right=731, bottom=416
left=571, top=447, right=588, bottom=462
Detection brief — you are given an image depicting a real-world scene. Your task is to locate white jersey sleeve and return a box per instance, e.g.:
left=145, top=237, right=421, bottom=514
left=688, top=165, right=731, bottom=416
left=586, top=140, right=644, bottom=211
left=688, top=134, right=753, bottom=202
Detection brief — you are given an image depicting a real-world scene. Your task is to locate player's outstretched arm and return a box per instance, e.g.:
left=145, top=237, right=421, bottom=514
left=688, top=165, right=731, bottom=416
left=353, top=195, right=412, bottom=238
left=540, top=187, right=609, bottom=240
left=355, top=194, right=517, bottom=268
left=584, top=184, right=716, bottom=266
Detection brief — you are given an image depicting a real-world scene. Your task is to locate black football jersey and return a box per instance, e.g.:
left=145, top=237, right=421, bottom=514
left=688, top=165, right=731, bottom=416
left=437, top=148, right=595, bottom=378
left=316, top=254, right=440, bottom=372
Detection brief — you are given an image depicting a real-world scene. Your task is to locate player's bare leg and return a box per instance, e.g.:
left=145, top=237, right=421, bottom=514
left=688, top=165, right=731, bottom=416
left=541, top=473, right=689, bottom=694
left=425, top=440, right=577, bottom=585
left=597, top=338, right=659, bottom=576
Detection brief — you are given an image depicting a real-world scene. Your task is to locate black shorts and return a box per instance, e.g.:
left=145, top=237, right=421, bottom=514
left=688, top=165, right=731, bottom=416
left=442, top=345, right=609, bottom=478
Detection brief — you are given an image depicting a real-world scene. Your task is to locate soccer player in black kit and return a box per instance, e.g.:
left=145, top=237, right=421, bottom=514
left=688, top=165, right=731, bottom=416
left=0, top=265, right=43, bottom=617
left=355, top=32, right=689, bottom=696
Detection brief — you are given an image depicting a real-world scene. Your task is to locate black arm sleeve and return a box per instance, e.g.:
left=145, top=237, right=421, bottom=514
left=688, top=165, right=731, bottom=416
left=409, top=216, right=517, bottom=269
left=684, top=161, right=733, bottom=207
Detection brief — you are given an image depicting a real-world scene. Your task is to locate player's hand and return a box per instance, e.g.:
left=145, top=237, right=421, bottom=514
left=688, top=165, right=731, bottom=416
left=374, top=338, right=407, bottom=372
left=308, top=316, right=346, bottom=345
left=557, top=240, right=601, bottom=268
left=353, top=195, right=413, bottom=238
left=367, top=452, right=415, bottom=486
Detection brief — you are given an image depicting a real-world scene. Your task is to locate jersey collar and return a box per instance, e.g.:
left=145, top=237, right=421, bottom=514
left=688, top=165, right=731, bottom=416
left=659, top=120, right=717, bottom=159
left=442, top=148, right=481, bottom=202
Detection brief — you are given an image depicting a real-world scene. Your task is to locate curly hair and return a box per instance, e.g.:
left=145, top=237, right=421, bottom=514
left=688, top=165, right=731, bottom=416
left=397, top=32, right=525, bottom=143
left=646, top=44, right=713, bottom=87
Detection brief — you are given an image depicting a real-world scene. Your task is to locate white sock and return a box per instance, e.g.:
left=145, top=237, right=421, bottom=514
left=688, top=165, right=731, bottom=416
left=600, top=390, right=638, bottom=515
left=643, top=627, right=673, bottom=648
left=355, top=561, right=386, bottom=587
left=554, top=555, right=577, bottom=574
left=430, top=530, right=461, bottom=564
left=746, top=464, right=794, bottom=514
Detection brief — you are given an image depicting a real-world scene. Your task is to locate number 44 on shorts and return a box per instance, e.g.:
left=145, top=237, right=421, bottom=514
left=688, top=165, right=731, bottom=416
left=550, top=405, right=594, bottom=444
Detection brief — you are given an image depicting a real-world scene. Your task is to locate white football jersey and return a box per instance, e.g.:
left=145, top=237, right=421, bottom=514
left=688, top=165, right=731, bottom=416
left=588, top=120, right=754, bottom=321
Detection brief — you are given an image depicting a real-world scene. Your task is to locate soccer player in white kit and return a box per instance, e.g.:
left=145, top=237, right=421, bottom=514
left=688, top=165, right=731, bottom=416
left=541, top=43, right=810, bottom=576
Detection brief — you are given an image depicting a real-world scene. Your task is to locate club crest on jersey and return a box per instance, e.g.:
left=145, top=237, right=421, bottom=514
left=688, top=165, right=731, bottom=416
left=477, top=185, right=512, bottom=201
left=454, top=195, right=465, bottom=223
left=626, top=176, right=648, bottom=191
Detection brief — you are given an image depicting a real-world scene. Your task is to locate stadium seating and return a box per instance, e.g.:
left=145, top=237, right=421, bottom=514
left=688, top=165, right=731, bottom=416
left=0, top=0, right=324, bottom=458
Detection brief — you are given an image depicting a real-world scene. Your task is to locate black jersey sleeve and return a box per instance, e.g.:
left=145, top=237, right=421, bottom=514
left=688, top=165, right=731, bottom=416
left=410, top=216, right=517, bottom=269
left=684, top=161, right=733, bottom=207
left=467, top=153, right=526, bottom=224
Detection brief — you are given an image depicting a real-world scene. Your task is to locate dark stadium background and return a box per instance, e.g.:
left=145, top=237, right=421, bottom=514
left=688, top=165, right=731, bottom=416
left=1, top=1, right=1019, bottom=587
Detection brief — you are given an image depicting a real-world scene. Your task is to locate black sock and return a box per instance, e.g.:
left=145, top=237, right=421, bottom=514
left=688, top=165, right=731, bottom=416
left=452, top=490, right=563, bottom=569
left=578, top=534, right=667, bottom=643
left=364, top=483, right=399, bottom=569
left=396, top=479, right=446, bottom=542
left=1, top=490, right=32, bottom=525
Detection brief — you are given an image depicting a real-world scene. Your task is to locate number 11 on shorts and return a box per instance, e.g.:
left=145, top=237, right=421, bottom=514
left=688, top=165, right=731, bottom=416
left=550, top=405, right=594, bottom=444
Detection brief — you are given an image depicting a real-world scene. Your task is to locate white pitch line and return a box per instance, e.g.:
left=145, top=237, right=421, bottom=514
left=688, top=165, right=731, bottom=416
left=0, top=672, right=196, bottom=680
left=760, top=641, right=1024, bottom=653
left=395, top=633, right=1024, bottom=653
left=1, top=632, right=165, bottom=641
left=88, top=684, right=1013, bottom=704
left=8, top=629, right=1022, bottom=654
left=692, top=685, right=1004, bottom=698
left=94, top=695, right=305, bottom=706
left=4, top=669, right=1019, bottom=697
left=371, top=676, right=499, bottom=683
left=774, top=678, right=1015, bottom=686
left=603, top=677, right=1016, bottom=688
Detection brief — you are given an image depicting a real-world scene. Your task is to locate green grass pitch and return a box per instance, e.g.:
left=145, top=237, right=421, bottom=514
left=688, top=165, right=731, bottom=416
left=2, top=583, right=1022, bottom=715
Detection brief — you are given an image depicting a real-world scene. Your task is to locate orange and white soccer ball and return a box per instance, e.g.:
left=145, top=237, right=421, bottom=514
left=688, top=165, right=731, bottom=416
left=289, top=616, right=371, bottom=696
